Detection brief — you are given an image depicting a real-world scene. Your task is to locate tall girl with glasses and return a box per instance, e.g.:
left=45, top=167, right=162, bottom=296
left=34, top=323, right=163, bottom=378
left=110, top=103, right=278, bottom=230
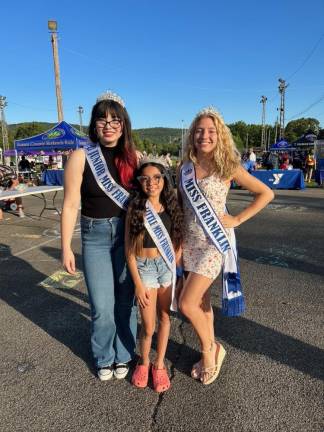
left=61, top=92, right=138, bottom=381
left=125, top=159, right=183, bottom=393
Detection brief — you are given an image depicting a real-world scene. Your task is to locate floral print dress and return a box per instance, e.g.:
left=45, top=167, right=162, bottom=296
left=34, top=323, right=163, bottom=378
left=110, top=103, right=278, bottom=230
left=182, top=174, right=230, bottom=280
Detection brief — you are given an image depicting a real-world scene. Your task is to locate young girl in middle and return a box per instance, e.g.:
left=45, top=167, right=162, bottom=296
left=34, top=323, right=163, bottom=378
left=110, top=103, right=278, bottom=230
left=125, top=156, right=183, bottom=393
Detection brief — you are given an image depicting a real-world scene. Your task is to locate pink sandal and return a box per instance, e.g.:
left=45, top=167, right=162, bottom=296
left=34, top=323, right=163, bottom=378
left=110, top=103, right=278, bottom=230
left=151, top=365, right=171, bottom=393
left=132, top=364, right=149, bottom=388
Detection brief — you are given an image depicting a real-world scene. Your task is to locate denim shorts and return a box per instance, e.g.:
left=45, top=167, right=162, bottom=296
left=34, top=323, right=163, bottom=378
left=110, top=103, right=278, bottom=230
left=136, top=256, right=172, bottom=289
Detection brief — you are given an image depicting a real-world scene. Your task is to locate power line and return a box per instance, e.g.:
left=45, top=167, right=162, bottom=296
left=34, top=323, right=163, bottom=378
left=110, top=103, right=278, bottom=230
left=286, top=32, right=324, bottom=81
left=262, top=33, right=324, bottom=108
left=288, top=93, right=324, bottom=121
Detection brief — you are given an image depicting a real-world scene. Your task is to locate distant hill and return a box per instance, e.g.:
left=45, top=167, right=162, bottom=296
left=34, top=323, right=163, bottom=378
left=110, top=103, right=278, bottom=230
left=135, top=127, right=182, bottom=145
left=7, top=122, right=182, bottom=145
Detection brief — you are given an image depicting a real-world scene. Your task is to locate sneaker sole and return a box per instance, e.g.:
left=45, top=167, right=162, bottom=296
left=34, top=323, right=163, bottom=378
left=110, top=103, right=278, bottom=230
left=114, top=370, right=129, bottom=380
left=98, top=372, right=114, bottom=381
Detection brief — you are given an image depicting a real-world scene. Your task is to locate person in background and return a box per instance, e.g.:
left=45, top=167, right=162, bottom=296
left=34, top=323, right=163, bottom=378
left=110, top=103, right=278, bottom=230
left=305, top=150, right=316, bottom=183
left=61, top=91, right=138, bottom=381
left=249, top=147, right=256, bottom=163
left=0, top=177, right=25, bottom=219
left=279, top=158, right=289, bottom=170
left=18, top=156, right=30, bottom=171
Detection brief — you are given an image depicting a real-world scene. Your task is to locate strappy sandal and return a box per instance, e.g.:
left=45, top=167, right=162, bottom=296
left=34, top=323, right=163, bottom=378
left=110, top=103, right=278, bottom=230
left=131, top=364, right=149, bottom=388
left=191, top=359, right=202, bottom=380
left=200, top=341, right=226, bottom=385
left=151, top=365, right=171, bottom=393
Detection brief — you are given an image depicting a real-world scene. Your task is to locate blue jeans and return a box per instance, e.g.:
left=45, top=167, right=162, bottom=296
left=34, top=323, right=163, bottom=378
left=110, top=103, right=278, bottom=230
left=81, top=215, right=137, bottom=368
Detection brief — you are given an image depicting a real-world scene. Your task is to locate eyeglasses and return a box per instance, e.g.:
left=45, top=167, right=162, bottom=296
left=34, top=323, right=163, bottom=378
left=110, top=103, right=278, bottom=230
left=96, top=119, right=122, bottom=129
left=137, top=174, right=165, bottom=185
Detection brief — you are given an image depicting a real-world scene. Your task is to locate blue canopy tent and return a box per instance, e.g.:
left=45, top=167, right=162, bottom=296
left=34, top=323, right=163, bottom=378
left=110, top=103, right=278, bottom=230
left=14, top=121, right=91, bottom=153
left=292, top=129, right=317, bottom=148
left=270, top=139, right=295, bottom=151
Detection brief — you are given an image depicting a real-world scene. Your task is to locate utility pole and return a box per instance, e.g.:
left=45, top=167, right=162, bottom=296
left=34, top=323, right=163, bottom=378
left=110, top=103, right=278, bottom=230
left=181, top=120, right=184, bottom=158
left=0, top=95, right=9, bottom=156
left=260, top=95, right=267, bottom=149
left=48, top=20, right=64, bottom=122
left=77, top=106, right=84, bottom=132
left=267, top=128, right=271, bottom=150
left=278, top=78, right=289, bottom=139
left=245, top=132, right=249, bottom=151
left=274, top=116, right=278, bottom=143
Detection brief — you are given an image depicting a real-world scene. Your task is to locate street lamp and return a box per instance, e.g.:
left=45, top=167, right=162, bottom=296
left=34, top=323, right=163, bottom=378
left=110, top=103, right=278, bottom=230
left=181, top=119, right=184, bottom=159
left=0, top=96, right=9, bottom=158
left=48, top=20, right=64, bottom=122
left=77, top=106, right=84, bottom=132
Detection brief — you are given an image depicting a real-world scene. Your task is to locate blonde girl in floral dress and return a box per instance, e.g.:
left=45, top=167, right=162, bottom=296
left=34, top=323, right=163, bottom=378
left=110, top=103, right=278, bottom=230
left=178, top=107, right=274, bottom=385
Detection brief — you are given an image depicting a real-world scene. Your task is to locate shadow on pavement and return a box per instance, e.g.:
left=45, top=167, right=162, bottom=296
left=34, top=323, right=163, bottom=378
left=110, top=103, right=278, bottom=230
left=1, top=243, right=323, bottom=383
left=0, top=243, right=93, bottom=372
left=238, top=246, right=324, bottom=277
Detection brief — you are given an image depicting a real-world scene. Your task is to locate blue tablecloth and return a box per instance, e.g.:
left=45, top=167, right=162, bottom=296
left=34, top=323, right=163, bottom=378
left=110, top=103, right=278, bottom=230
left=42, top=170, right=64, bottom=186
left=315, top=169, right=324, bottom=185
left=251, top=169, right=305, bottom=189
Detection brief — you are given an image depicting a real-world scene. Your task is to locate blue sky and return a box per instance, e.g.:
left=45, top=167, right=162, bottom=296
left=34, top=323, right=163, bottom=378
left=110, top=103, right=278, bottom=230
left=1, top=0, right=324, bottom=129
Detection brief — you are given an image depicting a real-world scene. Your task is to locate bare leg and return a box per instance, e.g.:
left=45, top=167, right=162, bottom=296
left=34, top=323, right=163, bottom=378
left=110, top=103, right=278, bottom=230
left=201, top=288, right=215, bottom=342
left=138, top=288, right=157, bottom=366
left=191, top=289, right=215, bottom=377
left=155, top=285, right=172, bottom=369
left=179, top=272, right=216, bottom=381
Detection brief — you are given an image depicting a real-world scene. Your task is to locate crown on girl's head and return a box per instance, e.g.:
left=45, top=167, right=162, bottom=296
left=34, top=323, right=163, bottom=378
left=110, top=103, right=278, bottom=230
left=96, top=90, right=125, bottom=107
left=197, top=106, right=219, bottom=117
left=138, top=154, right=169, bottom=168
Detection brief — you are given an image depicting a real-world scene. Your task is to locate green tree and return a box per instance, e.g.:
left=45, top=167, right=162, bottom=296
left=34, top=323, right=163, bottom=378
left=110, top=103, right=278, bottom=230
left=284, top=118, right=320, bottom=143
left=14, top=122, right=46, bottom=140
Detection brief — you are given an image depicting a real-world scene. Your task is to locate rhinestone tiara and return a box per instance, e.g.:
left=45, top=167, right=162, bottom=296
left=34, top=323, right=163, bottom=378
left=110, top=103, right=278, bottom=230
left=196, top=105, right=219, bottom=117
left=138, top=154, right=169, bottom=168
left=96, top=91, right=125, bottom=108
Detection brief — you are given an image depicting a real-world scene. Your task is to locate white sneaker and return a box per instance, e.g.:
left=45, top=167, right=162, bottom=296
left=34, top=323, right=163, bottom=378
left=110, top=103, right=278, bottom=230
left=114, top=363, right=129, bottom=379
left=97, top=365, right=114, bottom=381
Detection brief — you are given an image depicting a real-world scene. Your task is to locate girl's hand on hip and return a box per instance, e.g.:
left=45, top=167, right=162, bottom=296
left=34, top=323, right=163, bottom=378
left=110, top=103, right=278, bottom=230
left=135, top=284, right=150, bottom=309
left=219, top=213, right=240, bottom=228
left=62, top=249, right=76, bottom=275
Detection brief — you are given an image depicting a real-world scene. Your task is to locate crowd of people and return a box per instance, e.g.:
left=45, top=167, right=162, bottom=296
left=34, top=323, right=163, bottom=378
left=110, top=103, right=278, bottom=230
left=241, top=147, right=316, bottom=182
left=61, top=91, right=274, bottom=392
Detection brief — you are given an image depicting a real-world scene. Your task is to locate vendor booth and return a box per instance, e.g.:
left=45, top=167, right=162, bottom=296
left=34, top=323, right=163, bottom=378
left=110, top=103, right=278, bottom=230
left=314, top=138, right=324, bottom=185
left=251, top=169, right=305, bottom=189
left=292, top=130, right=317, bottom=149
left=14, top=121, right=91, bottom=186
left=269, top=139, right=295, bottom=151
left=256, top=141, right=305, bottom=188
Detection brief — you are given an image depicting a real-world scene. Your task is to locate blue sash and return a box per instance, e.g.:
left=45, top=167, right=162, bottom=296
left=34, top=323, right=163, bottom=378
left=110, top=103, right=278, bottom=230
left=181, top=161, right=245, bottom=317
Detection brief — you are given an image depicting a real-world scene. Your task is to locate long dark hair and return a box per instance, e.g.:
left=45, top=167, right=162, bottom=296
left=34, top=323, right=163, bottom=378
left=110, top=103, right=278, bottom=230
left=88, top=99, right=137, bottom=188
left=127, top=162, right=183, bottom=256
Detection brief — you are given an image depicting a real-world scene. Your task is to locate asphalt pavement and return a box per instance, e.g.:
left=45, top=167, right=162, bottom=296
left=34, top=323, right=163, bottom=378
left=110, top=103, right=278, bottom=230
left=0, top=187, right=323, bottom=432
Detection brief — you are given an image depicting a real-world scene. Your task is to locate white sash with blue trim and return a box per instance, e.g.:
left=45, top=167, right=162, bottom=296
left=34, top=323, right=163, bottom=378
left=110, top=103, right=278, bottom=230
left=85, top=144, right=177, bottom=308
left=181, top=161, right=245, bottom=316
left=84, top=144, right=129, bottom=210
left=144, top=201, right=177, bottom=311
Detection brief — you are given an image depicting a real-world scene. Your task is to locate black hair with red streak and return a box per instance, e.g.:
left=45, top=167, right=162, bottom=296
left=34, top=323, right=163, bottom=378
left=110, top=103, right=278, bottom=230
left=88, top=100, right=137, bottom=188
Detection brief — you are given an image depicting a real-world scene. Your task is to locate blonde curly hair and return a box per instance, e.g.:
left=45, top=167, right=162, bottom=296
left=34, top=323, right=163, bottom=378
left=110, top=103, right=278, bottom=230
left=184, top=108, right=241, bottom=179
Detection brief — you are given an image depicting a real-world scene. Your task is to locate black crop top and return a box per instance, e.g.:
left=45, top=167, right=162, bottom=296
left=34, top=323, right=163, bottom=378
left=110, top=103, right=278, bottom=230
left=81, top=145, right=126, bottom=218
left=143, top=211, right=172, bottom=248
